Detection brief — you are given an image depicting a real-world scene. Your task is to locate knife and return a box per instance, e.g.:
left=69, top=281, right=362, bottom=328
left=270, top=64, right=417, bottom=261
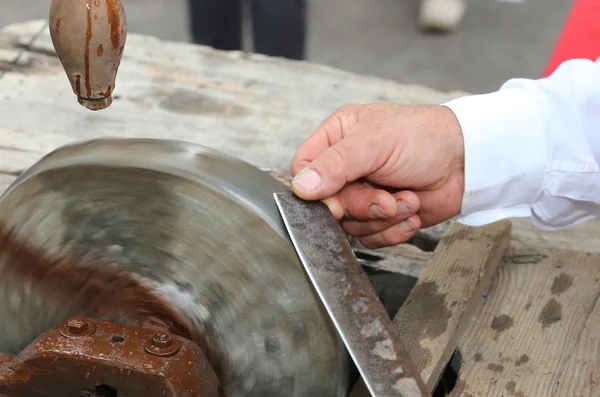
left=273, top=191, right=430, bottom=397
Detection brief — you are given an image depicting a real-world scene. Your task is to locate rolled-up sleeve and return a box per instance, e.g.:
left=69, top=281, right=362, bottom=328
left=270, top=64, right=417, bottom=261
left=444, top=58, right=600, bottom=230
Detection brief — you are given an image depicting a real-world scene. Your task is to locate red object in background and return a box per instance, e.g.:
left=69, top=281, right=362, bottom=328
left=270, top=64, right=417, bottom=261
left=543, top=0, right=600, bottom=77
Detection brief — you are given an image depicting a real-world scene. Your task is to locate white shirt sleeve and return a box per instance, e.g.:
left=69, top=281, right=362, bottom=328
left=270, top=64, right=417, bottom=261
left=443, top=58, right=600, bottom=230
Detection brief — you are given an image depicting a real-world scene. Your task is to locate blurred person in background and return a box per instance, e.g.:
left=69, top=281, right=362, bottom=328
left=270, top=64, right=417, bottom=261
left=187, top=0, right=306, bottom=60
left=419, top=0, right=466, bottom=33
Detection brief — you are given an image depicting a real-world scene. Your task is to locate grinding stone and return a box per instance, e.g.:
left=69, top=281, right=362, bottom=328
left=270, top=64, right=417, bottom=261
left=0, top=138, right=350, bottom=397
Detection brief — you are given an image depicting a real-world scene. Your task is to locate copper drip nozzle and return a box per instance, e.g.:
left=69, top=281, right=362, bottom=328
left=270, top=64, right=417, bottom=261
left=49, top=0, right=127, bottom=111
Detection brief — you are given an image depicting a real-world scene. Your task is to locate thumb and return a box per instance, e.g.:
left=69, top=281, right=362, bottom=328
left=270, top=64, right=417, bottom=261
left=291, top=134, right=381, bottom=200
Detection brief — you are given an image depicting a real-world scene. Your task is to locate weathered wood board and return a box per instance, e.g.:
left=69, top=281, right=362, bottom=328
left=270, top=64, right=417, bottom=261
left=450, top=245, right=600, bottom=397
left=0, top=20, right=464, bottom=175
left=423, top=218, right=600, bottom=255
left=394, top=220, right=511, bottom=391
left=351, top=220, right=512, bottom=396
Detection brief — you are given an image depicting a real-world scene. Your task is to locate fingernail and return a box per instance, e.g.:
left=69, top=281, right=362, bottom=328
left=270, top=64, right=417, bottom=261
left=398, top=219, right=417, bottom=233
left=397, top=201, right=414, bottom=218
left=369, top=204, right=388, bottom=219
left=292, top=169, right=322, bottom=192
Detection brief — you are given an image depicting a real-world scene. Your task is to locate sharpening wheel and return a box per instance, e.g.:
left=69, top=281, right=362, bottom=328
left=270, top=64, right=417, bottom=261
left=0, top=138, right=351, bottom=396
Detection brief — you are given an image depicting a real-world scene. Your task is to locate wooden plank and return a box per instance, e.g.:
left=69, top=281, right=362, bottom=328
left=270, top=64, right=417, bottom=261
left=550, top=287, right=600, bottom=397
left=397, top=220, right=512, bottom=390
left=352, top=243, right=432, bottom=278
left=0, top=174, right=15, bottom=186
left=0, top=20, right=466, bottom=176
left=351, top=220, right=512, bottom=395
left=421, top=218, right=600, bottom=254
left=449, top=246, right=600, bottom=397
left=507, top=217, right=600, bottom=254
left=0, top=20, right=48, bottom=78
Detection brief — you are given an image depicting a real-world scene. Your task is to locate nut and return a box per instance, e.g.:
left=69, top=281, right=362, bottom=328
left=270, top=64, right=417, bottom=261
left=144, top=332, right=180, bottom=357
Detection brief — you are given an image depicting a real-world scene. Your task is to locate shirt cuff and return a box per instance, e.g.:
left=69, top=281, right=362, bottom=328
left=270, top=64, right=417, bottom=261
left=443, top=87, right=548, bottom=225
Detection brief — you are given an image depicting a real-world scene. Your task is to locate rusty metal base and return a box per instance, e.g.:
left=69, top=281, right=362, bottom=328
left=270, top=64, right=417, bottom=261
left=0, top=317, right=222, bottom=397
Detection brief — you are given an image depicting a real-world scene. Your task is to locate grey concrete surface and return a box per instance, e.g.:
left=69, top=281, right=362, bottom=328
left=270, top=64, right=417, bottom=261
left=1, top=0, right=572, bottom=93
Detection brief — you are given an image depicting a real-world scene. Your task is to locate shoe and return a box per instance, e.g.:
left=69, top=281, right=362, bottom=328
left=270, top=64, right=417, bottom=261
left=418, top=0, right=466, bottom=32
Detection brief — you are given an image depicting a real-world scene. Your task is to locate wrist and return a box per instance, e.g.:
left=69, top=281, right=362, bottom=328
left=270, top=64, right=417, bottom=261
left=438, top=104, right=466, bottom=218
left=443, top=88, right=547, bottom=224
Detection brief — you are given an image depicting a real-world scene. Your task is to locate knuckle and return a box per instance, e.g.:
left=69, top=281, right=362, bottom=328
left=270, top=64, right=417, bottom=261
left=333, top=105, right=360, bottom=132
left=346, top=206, right=369, bottom=221
left=345, top=206, right=364, bottom=220
left=340, top=195, right=368, bottom=221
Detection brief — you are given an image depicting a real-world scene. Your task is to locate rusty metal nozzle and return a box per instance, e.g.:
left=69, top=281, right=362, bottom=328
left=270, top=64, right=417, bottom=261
left=48, top=0, right=127, bottom=111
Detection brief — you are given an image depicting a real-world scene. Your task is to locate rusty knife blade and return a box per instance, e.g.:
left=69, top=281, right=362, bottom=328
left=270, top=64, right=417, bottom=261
left=273, top=191, right=430, bottom=397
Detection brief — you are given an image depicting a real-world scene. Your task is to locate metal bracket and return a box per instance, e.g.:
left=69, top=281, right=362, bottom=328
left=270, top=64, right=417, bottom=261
left=0, top=317, right=222, bottom=397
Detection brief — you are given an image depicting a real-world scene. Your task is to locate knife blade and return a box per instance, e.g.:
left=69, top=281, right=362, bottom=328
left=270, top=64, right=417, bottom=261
left=273, top=191, right=430, bottom=397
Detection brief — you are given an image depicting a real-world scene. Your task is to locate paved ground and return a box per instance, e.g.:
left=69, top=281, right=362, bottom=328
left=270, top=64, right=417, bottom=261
left=2, top=0, right=572, bottom=93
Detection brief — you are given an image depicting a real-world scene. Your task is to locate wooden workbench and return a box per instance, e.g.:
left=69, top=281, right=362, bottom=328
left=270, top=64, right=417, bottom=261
left=2, top=20, right=600, bottom=397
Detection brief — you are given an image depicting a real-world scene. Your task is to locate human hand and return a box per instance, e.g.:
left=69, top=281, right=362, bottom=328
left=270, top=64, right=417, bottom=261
left=290, top=104, right=465, bottom=248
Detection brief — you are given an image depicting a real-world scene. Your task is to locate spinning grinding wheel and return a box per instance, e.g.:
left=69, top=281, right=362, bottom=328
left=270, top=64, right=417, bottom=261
left=0, top=138, right=351, bottom=396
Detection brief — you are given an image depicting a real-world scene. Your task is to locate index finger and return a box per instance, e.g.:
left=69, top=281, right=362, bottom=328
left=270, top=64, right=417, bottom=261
left=290, top=105, right=359, bottom=176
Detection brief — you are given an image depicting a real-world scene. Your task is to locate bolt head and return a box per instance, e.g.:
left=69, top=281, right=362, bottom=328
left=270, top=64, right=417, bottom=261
left=59, top=317, right=95, bottom=338
left=67, top=317, right=89, bottom=334
left=152, top=333, right=173, bottom=349
left=144, top=332, right=180, bottom=357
